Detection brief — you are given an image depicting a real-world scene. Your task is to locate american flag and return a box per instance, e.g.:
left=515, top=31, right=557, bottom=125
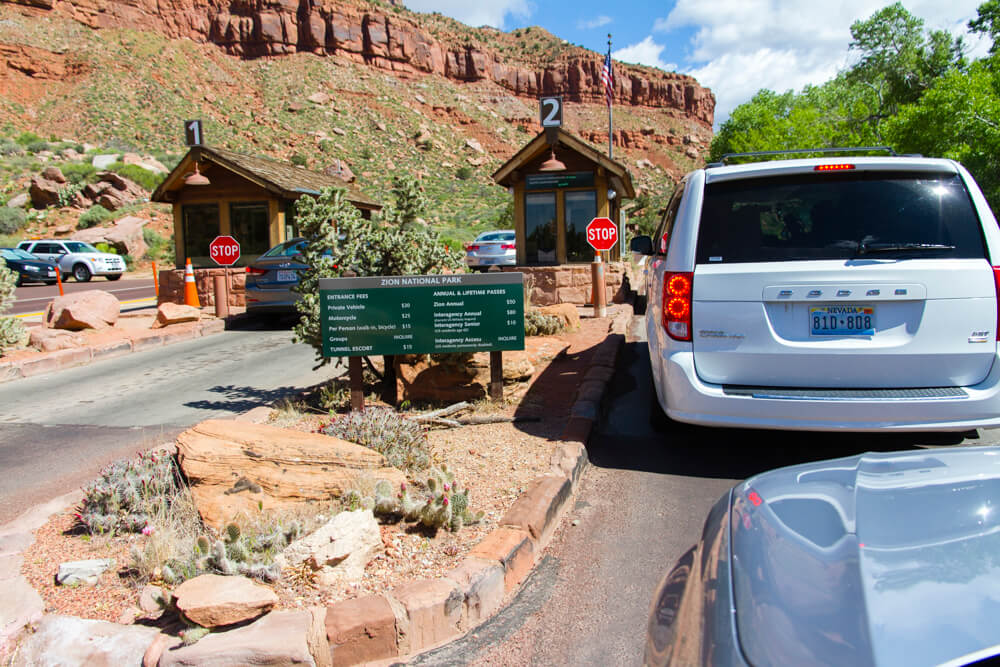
left=601, top=51, right=613, bottom=107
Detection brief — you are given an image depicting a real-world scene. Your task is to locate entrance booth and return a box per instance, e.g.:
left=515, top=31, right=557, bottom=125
left=151, top=145, right=380, bottom=306
left=492, top=128, right=634, bottom=266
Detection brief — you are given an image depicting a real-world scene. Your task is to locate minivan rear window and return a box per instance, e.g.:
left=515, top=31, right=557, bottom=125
left=696, top=171, right=986, bottom=264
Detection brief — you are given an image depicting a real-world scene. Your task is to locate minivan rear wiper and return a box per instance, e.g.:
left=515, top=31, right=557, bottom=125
left=857, top=242, right=955, bottom=254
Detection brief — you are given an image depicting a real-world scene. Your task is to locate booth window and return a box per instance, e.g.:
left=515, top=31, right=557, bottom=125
left=565, top=190, right=597, bottom=262
left=182, top=203, right=220, bottom=267
left=230, top=202, right=271, bottom=266
left=525, top=192, right=557, bottom=264
left=284, top=200, right=298, bottom=240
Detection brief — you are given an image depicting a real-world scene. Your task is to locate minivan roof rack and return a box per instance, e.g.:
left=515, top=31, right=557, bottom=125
left=707, top=146, right=921, bottom=167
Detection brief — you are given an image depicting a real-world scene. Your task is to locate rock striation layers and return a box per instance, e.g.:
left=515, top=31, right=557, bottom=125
left=0, top=0, right=714, bottom=126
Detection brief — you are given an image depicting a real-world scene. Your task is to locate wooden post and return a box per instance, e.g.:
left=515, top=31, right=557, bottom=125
left=489, top=350, right=503, bottom=400
left=349, top=356, right=364, bottom=412
left=382, top=355, right=398, bottom=406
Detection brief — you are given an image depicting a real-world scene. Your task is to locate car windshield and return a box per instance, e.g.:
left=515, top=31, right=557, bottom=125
left=262, top=240, right=307, bottom=258
left=0, top=248, right=36, bottom=260
left=63, top=242, right=99, bottom=253
left=696, top=172, right=985, bottom=263
left=476, top=232, right=515, bottom=243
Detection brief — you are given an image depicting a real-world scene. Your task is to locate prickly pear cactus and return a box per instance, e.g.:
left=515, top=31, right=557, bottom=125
left=351, top=466, right=484, bottom=533
left=75, top=450, right=180, bottom=536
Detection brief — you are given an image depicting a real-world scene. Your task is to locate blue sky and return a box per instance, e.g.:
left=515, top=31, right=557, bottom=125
left=404, top=1, right=992, bottom=125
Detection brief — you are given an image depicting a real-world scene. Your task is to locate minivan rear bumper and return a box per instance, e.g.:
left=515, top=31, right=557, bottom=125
left=657, top=348, right=1000, bottom=431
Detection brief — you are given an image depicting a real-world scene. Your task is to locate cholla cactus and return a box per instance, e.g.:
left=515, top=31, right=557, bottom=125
left=0, top=259, right=26, bottom=354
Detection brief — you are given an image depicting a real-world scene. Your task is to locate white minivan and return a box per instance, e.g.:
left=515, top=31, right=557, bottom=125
left=630, top=150, right=1000, bottom=431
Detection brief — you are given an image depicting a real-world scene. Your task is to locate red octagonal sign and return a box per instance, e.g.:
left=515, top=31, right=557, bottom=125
left=209, top=235, right=240, bottom=266
left=586, top=217, right=618, bottom=252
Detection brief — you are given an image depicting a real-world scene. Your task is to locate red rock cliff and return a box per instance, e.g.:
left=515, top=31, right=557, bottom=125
left=2, top=0, right=714, bottom=127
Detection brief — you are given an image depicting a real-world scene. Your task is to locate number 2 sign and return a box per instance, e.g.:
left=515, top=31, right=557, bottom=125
left=540, top=97, right=562, bottom=127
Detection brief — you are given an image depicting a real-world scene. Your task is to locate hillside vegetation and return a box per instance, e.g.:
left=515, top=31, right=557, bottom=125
left=0, top=1, right=712, bottom=250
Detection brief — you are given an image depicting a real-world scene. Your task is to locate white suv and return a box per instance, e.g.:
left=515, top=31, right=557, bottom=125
left=630, top=150, right=1000, bottom=431
left=17, top=239, right=125, bottom=282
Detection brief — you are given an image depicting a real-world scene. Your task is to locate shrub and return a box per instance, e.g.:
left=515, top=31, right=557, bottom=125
left=78, top=205, right=113, bottom=229
left=318, top=140, right=335, bottom=154
left=455, top=166, right=474, bottom=180
left=61, top=162, right=97, bottom=185
left=0, top=139, right=21, bottom=156
left=57, top=183, right=83, bottom=207
left=321, top=408, right=430, bottom=472
left=0, top=208, right=27, bottom=235
left=94, top=242, right=117, bottom=254
left=289, top=152, right=308, bottom=167
left=25, top=141, right=50, bottom=153
left=106, top=162, right=163, bottom=191
left=0, top=259, right=27, bottom=353
left=143, top=227, right=174, bottom=262
left=14, top=131, right=42, bottom=146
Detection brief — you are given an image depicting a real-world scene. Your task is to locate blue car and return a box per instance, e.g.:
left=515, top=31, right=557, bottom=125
left=1, top=247, right=58, bottom=286
left=645, top=446, right=1000, bottom=666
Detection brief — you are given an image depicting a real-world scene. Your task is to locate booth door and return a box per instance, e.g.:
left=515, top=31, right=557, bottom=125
left=565, top=190, right=597, bottom=262
left=525, top=192, right=557, bottom=264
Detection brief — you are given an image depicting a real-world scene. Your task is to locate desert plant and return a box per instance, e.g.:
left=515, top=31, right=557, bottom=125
left=0, top=259, right=27, bottom=353
left=348, top=466, right=484, bottom=533
left=0, top=139, right=21, bottom=156
left=106, top=162, right=163, bottom=191
left=77, top=205, right=113, bottom=229
left=289, top=152, right=308, bottom=167
left=455, top=166, right=474, bottom=180
left=524, top=309, right=564, bottom=336
left=14, top=131, right=42, bottom=146
left=57, top=183, right=83, bottom=208
left=75, top=449, right=182, bottom=536
left=61, top=162, right=97, bottom=185
left=143, top=227, right=174, bottom=263
left=322, top=408, right=431, bottom=472
left=0, top=208, right=27, bottom=235
left=25, top=140, right=50, bottom=154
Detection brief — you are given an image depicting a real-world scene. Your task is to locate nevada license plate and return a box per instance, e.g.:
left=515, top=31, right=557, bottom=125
left=276, top=270, right=297, bottom=282
left=810, top=305, right=875, bottom=336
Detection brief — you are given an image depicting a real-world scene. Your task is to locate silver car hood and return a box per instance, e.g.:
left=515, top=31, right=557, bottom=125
left=731, top=446, right=1000, bottom=667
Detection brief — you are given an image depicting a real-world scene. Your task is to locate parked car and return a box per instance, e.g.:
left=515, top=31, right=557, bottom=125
left=0, top=247, right=58, bottom=286
left=465, top=230, right=516, bottom=271
left=644, top=445, right=1000, bottom=667
left=244, top=237, right=309, bottom=315
left=630, top=149, right=1000, bottom=431
left=16, top=239, right=125, bottom=282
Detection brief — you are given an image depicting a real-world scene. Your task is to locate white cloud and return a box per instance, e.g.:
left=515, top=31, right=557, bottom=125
left=403, top=0, right=531, bottom=29
left=613, top=36, right=678, bottom=72
left=655, top=0, right=988, bottom=124
left=577, top=15, right=612, bottom=30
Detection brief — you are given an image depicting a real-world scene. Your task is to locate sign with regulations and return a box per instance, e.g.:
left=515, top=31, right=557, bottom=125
left=320, top=273, right=525, bottom=358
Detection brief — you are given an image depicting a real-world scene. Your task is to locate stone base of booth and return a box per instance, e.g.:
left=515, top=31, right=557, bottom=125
left=158, top=268, right=246, bottom=307
left=504, top=264, right=626, bottom=306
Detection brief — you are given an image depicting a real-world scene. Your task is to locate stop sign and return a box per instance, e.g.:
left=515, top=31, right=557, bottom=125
left=209, top=235, right=240, bottom=266
left=586, top=217, right=618, bottom=252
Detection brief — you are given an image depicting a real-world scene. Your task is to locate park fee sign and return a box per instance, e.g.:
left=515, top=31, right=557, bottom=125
left=319, top=273, right=525, bottom=358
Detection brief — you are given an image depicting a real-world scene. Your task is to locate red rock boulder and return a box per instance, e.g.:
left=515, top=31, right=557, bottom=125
left=44, top=290, right=120, bottom=330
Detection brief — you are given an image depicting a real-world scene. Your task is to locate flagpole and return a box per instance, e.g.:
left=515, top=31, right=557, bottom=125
left=607, top=33, right=613, bottom=160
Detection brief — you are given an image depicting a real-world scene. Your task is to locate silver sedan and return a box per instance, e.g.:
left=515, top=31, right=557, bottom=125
left=464, top=230, right=516, bottom=272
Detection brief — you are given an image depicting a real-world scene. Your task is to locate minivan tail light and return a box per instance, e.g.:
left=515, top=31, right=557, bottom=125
left=662, top=271, right=693, bottom=341
left=994, top=267, right=1000, bottom=340
left=245, top=266, right=268, bottom=276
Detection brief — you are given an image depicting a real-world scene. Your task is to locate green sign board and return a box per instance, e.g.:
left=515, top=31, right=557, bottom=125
left=320, top=273, right=525, bottom=357
left=525, top=171, right=595, bottom=190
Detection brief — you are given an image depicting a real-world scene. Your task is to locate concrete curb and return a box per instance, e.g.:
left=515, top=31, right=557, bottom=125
left=2, top=305, right=632, bottom=666
left=0, top=318, right=226, bottom=384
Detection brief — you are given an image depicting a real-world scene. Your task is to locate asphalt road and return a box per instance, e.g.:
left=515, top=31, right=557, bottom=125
left=0, top=317, right=345, bottom=524
left=12, top=277, right=156, bottom=316
left=415, top=315, right=1000, bottom=667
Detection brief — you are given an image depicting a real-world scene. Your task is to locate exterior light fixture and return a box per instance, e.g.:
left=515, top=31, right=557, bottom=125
left=184, top=162, right=210, bottom=186
left=607, top=188, right=617, bottom=200
left=538, top=148, right=567, bottom=172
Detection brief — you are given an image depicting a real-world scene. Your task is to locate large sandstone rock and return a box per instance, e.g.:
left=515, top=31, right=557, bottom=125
left=11, top=615, right=159, bottom=667
left=29, top=327, right=85, bottom=352
left=40, top=166, right=66, bottom=183
left=395, top=350, right=535, bottom=402
left=44, top=290, right=120, bottom=330
left=152, top=302, right=201, bottom=329
left=28, top=174, right=61, bottom=208
left=280, top=510, right=381, bottom=586
left=73, top=215, right=148, bottom=257
left=6, top=193, right=28, bottom=209
left=175, top=419, right=406, bottom=530
left=157, top=610, right=317, bottom=667
left=82, top=172, right=147, bottom=211
left=173, top=574, right=278, bottom=628
left=122, top=153, right=168, bottom=174
left=538, top=303, right=581, bottom=331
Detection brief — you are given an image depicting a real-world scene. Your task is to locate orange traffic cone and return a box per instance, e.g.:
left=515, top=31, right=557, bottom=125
left=183, top=257, right=201, bottom=308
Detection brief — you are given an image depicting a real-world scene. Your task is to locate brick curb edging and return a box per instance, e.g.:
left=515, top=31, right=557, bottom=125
left=0, top=318, right=226, bottom=384
left=2, top=307, right=631, bottom=666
